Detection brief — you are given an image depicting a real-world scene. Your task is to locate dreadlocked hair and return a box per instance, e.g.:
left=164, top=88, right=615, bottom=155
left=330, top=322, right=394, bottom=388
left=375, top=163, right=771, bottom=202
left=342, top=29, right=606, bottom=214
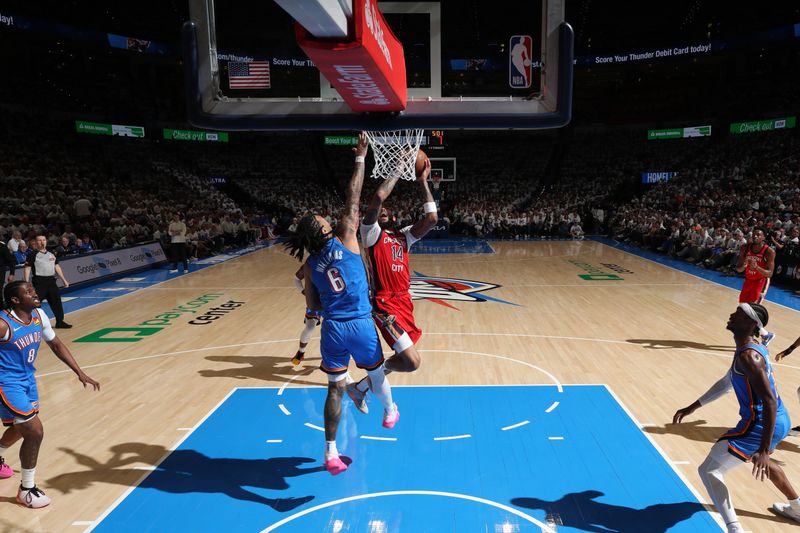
left=283, top=215, right=329, bottom=262
left=3, top=280, right=26, bottom=309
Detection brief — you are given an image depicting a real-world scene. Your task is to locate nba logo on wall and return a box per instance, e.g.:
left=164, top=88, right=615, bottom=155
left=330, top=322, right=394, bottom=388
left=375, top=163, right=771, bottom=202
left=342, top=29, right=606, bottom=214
left=509, top=35, right=532, bottom=89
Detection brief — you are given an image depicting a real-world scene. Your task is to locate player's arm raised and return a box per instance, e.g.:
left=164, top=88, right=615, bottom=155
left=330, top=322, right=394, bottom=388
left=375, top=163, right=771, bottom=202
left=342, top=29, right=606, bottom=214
left=337, top=132, right=369, bottom=253
left=363, top=174, right=401, bottom=227
left=410, top=158, right=438, bottom=240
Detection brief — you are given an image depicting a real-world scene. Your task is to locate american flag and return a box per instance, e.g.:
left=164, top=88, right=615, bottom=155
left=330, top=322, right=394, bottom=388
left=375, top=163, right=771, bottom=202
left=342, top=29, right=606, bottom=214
left=228, top=60, right=270, bottom=89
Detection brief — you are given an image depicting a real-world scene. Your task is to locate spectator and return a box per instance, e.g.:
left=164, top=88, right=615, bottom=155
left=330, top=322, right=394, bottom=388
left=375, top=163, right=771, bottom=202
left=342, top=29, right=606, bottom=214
left=7, top=230, right=23, bottom=254
left=13, top=241, right=28, bottom=266
left=54, top=236, right=77, bottom=258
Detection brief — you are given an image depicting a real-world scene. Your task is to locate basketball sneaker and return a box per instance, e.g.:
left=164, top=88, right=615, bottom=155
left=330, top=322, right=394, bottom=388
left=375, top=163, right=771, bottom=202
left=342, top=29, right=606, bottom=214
left=291, top=351, right=305, bottom=366
left=17, top=485, right=51, bottom=508
left=773, top=501, right=800, bottom=523
left=0, top=457, right=12, bottom=479
left=762, top=331, right=776, bottom=347
left=324, top=455, right=348, bottom=476
left=346, top=382, right=368, bottom=414
left=382, top=404, right=400, bottom=429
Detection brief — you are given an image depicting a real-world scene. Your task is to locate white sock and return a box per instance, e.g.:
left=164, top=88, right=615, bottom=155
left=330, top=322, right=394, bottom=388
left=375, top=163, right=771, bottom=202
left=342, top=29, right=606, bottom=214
left=21, top=467, right=35, bottom=489
left=0, top=444, right=8, bottom=458
left=325, top=440, right=338, bottom=459
left=367, top=366, right=394, bottom=411
left=790, top=497, right=800, bottom=509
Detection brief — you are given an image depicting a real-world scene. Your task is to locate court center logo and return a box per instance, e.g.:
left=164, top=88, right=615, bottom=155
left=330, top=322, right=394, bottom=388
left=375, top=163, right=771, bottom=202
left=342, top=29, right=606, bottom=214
left=74, top=293, right=246, bottom=342
left=410, top=273, right=520, bottom=309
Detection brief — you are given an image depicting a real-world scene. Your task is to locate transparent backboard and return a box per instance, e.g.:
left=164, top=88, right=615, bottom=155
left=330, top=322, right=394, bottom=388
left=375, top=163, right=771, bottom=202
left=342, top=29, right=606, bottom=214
left=183, top=0, right=572, bottom=130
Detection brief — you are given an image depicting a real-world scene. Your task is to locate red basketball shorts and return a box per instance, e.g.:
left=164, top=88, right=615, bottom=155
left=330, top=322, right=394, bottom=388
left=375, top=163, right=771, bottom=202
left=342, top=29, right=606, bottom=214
left=373, top=292, right=422, bottom=348
left=739, top=277, right=769, bottom=304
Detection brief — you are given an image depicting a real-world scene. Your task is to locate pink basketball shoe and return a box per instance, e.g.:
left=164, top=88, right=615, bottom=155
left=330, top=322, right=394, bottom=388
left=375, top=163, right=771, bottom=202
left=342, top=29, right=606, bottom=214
left=382, top=404, right=400, bottom=429
left=324, top=456, right=348, bottom=476
left=0, top=457, right=12, bottom=479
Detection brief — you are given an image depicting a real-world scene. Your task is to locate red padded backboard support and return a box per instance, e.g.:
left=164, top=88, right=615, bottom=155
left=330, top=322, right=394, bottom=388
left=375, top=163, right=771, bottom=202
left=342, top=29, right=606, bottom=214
left=295, top=0, right=407, bottom=112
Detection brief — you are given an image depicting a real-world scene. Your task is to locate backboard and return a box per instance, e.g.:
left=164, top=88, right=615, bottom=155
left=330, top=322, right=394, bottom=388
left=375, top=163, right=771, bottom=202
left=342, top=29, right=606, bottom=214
left=183, top=0, right=572, bottom=131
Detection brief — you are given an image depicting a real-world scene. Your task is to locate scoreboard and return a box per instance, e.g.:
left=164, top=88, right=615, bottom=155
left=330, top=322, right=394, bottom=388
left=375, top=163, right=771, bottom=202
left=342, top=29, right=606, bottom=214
left=425, top=130, right=447, bottom=151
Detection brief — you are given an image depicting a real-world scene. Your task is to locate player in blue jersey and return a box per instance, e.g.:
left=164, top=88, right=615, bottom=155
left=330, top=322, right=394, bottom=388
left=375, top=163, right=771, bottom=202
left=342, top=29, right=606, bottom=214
left=284, top=133, right=398, bottom=476
left=673, top=303, right=800, bottom=531
left=0, top=281, right=99, bottom=508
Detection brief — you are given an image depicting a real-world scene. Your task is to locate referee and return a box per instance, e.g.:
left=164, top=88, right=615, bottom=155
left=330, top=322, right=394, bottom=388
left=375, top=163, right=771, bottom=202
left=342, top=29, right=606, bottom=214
left=23, top=235, right=72, bottom=328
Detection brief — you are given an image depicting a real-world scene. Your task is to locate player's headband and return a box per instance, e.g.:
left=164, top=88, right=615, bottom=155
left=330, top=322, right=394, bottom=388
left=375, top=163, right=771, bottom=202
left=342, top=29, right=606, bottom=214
left=738, top=303, right=768, bottom=337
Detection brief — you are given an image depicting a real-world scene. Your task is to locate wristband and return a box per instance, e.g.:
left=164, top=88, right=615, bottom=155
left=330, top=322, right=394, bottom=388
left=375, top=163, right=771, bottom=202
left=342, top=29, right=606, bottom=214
left=355, top=155, right=365, bottom=164
left=423, top=201, right=437, bottom=214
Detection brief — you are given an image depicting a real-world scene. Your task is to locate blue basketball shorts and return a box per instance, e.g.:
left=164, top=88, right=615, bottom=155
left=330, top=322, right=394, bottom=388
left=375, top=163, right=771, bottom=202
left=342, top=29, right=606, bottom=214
left=319, top=317, right=385, bottom=375
left=0, top=377, right=40, bottom=426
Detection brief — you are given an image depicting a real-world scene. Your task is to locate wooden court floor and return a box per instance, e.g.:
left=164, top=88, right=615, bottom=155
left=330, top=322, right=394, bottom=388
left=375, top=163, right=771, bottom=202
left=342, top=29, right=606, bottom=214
left=3, top=240, right=800, bottom=532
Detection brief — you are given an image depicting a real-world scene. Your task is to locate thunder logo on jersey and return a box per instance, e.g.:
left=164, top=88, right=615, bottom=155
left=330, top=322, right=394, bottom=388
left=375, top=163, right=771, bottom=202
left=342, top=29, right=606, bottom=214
left=1, top=309, right=44, bottom=377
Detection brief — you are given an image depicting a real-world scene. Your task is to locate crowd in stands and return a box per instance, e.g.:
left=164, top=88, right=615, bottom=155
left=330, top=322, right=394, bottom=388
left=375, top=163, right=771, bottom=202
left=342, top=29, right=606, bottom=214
left=1, top=110, right=798, bottom=295
left=0, top=121, right=273, bottom=266
left=607, top=131, right=800, bottom=280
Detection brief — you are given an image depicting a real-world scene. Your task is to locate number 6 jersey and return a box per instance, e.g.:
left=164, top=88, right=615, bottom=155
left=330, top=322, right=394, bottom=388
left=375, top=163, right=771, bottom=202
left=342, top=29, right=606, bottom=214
left=307, top=237, right=372, bottom=321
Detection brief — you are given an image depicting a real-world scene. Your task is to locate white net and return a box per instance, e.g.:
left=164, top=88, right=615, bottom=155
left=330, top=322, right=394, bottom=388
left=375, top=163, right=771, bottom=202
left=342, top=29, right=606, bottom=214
left=364, top=129, right=425, bottom=181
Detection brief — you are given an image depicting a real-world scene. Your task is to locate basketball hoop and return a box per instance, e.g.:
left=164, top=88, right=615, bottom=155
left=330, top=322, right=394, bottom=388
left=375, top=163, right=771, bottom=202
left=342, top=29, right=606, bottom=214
left=364, top=129, right=424, bottom=181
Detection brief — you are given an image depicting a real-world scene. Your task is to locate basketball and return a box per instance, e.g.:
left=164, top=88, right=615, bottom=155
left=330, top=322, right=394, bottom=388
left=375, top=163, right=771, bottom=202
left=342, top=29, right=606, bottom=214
left=415, top=149, right=429, bottom=178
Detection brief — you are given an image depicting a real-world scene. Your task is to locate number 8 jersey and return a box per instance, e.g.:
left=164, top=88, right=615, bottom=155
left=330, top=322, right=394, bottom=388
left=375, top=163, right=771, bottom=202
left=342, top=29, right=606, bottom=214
left=308, top=237, right=372, bottom=321
left=0, top=308, right=52, bottom=381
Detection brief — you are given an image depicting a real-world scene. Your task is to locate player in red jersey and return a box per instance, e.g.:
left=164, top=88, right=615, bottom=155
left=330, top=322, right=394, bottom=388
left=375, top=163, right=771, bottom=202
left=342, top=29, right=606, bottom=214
left=346, top=156, right=437, bottom=409
left=735, top=228, right=776, bottom=345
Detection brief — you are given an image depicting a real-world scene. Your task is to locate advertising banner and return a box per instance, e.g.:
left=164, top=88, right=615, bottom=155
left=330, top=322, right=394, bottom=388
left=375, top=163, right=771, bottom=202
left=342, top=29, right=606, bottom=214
left=75, top=120, right=112, bottom=135
left=163, top=129, right=229, bottom=142
left=729, top=116, right=796, bottom=134
left=58, top=242, right=167, bottom=287
left=682, top=125, right=711, bottom=138
left=111, top=124, right=145, bottom=137
left=324, top=136, right=359, bottom=145
left=641, top=171, right=678, bottom=184
left=76, top=121, right=145, bottom=137
left=647, top=125, right=711, bottom=140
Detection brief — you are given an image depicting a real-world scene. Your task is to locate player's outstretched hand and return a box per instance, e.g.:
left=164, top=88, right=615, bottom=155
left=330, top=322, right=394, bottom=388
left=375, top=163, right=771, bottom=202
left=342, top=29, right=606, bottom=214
left=775, top=348, right=792, bottom=363
left=78, top=372, right=100, bottom=391
left=672, top=405, right=696, bottom=424
left=353, top=132, right=369, bottom=158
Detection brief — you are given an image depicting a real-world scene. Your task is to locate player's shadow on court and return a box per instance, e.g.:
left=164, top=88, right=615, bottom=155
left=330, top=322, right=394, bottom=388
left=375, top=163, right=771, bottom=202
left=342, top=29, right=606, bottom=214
left=626, top=339, right=734, bottom=353
left=46, top=443, right=322, bottom=511
left=645, top=420, right=800, bottom=454
left=512, top=491, right=707, bottom=532
left=198, top=354, right=322, bottom=386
